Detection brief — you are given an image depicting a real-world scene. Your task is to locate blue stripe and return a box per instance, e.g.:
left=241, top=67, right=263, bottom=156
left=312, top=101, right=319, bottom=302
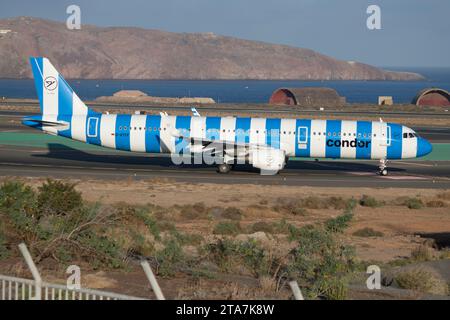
left=175, top=116, right=191, bottom=154
left=30, top=58, right=43, bottom=113
left=387, top=123, right=402, bottom=159
left=206, top=117, right=221, bottom=141
left=325, top=120, right=342, bottom=158
left=235, top=117, right=251, bottom=143
left=57, top=75, right=73, bottom=138
left=265, top=118, right=281, bottom=149
left=145, top=115, right=161, bottom=153
left=295, top=119, right=311, bottom=157
left=356, top=121, right=372, bottom=159
left=115, top=114, right=132, bottom=151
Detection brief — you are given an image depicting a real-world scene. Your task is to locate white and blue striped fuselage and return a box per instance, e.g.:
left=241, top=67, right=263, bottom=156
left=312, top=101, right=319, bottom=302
left=25, top=113, right=432, bottom=160
left=24, top=56, right=433, bottom=175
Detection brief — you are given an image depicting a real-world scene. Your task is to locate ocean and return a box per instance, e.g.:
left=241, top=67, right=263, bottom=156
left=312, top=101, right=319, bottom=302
left=0, top=68, right=449, bottom=105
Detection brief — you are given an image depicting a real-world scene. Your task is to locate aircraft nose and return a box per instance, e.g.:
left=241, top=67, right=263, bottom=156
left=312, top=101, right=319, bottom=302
left=417, top=138, right=433, bottom=157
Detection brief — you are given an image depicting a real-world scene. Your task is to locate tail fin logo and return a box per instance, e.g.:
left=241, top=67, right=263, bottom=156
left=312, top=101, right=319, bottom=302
left=44, top=76, right=58, bottom=91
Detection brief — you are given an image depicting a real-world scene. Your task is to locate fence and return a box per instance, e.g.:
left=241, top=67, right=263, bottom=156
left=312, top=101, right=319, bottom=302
left=0, top=243, right=164, bottom=300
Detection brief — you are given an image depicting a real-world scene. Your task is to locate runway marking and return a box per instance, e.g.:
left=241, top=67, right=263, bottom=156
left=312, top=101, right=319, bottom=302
left=380, top=176, right=428, bottom=180
left=396, top=161, right=435, bottom=167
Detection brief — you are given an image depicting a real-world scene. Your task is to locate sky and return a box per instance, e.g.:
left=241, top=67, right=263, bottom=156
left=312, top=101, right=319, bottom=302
left=1, top=0, right=449, bottom=67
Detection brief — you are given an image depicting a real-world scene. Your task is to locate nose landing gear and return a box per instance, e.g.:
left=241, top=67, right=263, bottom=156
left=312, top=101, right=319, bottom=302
left=217, top=163, right=231, bottom=174
left=378, top=159, right=388, bottom=176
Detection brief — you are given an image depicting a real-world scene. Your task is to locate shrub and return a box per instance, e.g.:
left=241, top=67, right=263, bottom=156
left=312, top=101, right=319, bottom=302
left=359, top=195, right=382, bottom=208
left=352, top=227, right=384, bottom=237
left=0, top=229, right=9, bottom=259
left=426, top=200, right=446, bottom=208
left=403, top=198, right=424, bottom=210
left=179, top=202, right=207, bottom=220
left=410, top=245, right=433, bottom=262
left=213, top=221, right=242, bottom=236
left=300, top=196, right=328, bottom=209
left=325, top=212, right=354, bottom=233
left=328, top=197, right=351, bottom=210
left=315, top=278, right=348, bottom=300
left=248, top=221, right=274, bottom=234
left=156, top=237, right=184, bottom=277
left=273, top=198, right=308, bottom=216
left=37, top=179, right=82, bottom=217
left=204, top=239, right=275, bottom=277
left=221, top=207, right=243, bottom=220
left=395, top=269, right=447, bottom=294
left=287, top=211, right=355, bottom=299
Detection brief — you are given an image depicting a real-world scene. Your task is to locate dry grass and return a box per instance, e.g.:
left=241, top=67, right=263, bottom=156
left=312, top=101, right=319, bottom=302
left=395, top=268, right=448, bottom=295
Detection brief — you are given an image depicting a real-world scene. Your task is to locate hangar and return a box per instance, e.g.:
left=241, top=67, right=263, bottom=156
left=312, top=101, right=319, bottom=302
left=269, top=87, right=346, bottom=107
left=413, top=88, right=450, bottom=107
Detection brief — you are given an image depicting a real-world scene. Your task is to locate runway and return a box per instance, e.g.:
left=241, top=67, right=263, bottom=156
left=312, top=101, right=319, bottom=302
left=1, top=111, right=449, bottom=188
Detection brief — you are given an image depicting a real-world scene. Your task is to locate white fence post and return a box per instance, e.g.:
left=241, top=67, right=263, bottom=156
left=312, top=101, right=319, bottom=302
left=18, top=243, right=42, bottom=300
left=140, top=260, right=165, bottom=300
left=289, top=281, right=304, bottom=300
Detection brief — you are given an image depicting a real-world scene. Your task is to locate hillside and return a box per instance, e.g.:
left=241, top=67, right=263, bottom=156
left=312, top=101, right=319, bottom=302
left=0, top=17, right=423, bottom=80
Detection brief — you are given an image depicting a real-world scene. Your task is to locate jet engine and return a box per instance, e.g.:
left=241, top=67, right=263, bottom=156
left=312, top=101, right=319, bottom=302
left=249, top=148, right=286, bottom=174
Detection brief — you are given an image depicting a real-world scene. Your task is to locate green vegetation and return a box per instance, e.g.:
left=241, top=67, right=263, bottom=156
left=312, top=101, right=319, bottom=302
left=403, top=197, right=424, bottom=210
left=352, top=227, right=384, bottom=238
left=359, top=195, right=383, bottom=208
left=0, top=179, right=198, bottom=273
left=248, top=221, right=274, bottom=234
left=213, top=221, right=242, bottom=236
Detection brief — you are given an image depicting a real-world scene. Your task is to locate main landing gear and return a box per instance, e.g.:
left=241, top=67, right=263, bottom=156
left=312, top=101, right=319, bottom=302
left=217, top=163, right=231, bottom=174
left=378, top=159, right=388, bottom=176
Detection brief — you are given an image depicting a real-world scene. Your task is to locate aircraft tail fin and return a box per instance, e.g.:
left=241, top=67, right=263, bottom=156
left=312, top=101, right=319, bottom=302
left=29, top=57, right=92, bottom=117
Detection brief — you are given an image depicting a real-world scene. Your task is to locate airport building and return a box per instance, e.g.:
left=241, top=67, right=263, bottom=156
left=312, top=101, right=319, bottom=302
left=269, top=87, right=346, bottom=107
left=413, top=88, right=450, bottom=107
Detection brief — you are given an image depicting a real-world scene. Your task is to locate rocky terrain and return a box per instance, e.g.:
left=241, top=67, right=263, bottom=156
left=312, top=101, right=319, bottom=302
left=0, top=17, right=423, bottom=81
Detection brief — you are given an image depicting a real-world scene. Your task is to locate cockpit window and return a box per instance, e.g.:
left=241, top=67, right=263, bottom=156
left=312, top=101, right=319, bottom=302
left=403, top=132, right=418, bottom=139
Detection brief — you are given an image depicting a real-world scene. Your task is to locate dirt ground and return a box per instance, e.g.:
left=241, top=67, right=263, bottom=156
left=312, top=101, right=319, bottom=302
left=9, top=176, right=450, bottom=263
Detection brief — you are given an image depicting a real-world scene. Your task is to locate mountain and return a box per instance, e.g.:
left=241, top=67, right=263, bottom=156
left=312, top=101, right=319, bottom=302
left=0, top=17, right=423, bottom=80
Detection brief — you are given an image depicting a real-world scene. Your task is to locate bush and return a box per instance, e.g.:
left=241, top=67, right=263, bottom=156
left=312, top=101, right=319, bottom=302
left=315, top=278, right=348, bottom=300
left=403, top=198, right=424, bottom=210
left=248, top=221, right=274, bottom=234
left=273, top=198, right=308, bottom=216
left=426, top=200, right=446, bottom=208
left=221, top=207, right=243, bottom=220
left=395, top=269, right=447, bottom=294
left=352, top=227, right=384, bottom=237
left=300, top=196, right=328, bottom=209
left=286, top=210, right=355, bottom=299
left=204, top=239, right=275, bottom=277
left=328, top=197, right=351, bottom=210
left=179, top=202, right=207, bottom=220
left=359, top=195, right=382, bottom=208
left=410, top=245, right=433, bottom=262
left=156, top=237, right=184, bottom=277
left=325, top=212, right=353, bottom=233
left=213, top=221, right=242, bottom=236
left=37, top=179, right=82, bottom=217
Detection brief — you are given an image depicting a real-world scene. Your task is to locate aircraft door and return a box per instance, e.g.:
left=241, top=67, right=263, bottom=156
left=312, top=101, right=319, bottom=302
left=87, top=117, right=99, bottom=138
left=379, top=123, right=391, bottom=147
left=297, top=126, right=308, bottom=150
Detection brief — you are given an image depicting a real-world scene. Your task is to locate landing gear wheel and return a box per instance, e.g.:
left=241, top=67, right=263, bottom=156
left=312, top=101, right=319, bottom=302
left=378, top=159, right=388, bottom=176
left=217, top=163, right=231, bottom=174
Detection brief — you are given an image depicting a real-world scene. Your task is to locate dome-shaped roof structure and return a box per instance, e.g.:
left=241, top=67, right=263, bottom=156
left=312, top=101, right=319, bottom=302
left=269, top=87, right=345, bottom=106
left=413, top=88, right=450, bottom=107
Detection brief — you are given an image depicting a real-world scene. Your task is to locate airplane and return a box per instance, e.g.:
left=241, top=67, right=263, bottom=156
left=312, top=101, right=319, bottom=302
left=23, top=57, right=433, bottom=176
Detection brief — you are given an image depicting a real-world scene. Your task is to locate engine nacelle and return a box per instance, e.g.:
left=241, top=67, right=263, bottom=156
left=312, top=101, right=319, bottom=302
left=249, top=148, right=286, bottom=174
